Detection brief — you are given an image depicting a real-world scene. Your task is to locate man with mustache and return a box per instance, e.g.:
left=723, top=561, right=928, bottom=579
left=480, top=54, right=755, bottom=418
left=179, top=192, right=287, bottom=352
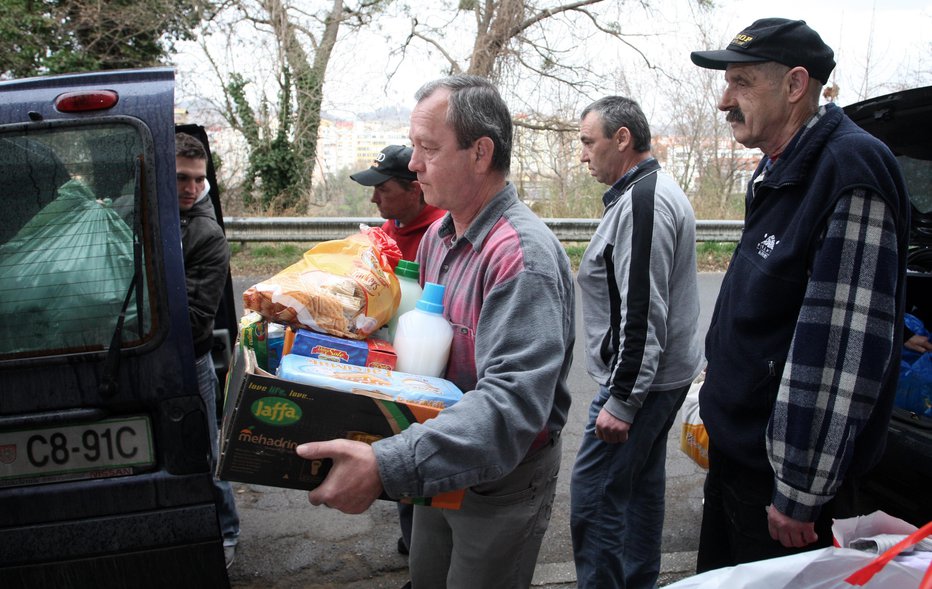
left=690, top=19, right=911, bottom=570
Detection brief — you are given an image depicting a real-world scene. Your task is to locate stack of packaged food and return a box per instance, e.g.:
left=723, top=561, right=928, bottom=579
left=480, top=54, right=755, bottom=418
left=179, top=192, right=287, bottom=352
left=237, top=225, right=461, bottom=409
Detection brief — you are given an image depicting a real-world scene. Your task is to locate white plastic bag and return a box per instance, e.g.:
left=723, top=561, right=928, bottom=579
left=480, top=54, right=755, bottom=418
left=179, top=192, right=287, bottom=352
left=679, top=380, right=708, bottom=469
left=666, top=513, right=932, bottom=589
left=666, top=547, right=927, bottom=589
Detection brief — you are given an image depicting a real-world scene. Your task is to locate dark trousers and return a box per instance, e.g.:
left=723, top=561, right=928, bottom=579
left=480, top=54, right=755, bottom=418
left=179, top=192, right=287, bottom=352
left=696, top=442, right=862, bottom=573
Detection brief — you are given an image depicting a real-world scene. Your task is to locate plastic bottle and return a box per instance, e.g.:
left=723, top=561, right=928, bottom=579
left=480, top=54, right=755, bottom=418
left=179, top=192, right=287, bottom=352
left=385, top=260, right=423, bottom=343
left=393, top=282, right=453, bottom=378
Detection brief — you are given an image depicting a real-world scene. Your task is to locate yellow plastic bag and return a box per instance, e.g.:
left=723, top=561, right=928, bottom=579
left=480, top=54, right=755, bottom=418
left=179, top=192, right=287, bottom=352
left=680, top=380, right=709, bottom=469
left=243, top=226, right=401, bottom=340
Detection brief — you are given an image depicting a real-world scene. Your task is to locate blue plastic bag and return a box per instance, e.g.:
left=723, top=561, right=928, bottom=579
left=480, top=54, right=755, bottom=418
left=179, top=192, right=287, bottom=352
left=901, top=313, right=929, bottom=365
left=895, top=352, right=932, bottom=418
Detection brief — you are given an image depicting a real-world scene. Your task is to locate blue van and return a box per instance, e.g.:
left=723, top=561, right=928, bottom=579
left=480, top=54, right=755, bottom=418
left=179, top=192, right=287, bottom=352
left=0, top=68, right=234, bottom=587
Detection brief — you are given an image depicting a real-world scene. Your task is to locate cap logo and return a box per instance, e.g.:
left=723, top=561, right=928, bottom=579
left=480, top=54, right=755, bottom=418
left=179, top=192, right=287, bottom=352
left=731, top=33, right=753, bottom=48
left=374, top=153, right=386, bottom=166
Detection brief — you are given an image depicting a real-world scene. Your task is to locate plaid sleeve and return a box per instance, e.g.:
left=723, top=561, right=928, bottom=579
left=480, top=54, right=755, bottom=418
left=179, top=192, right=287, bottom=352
left=768, top=189, right=900, bottom=521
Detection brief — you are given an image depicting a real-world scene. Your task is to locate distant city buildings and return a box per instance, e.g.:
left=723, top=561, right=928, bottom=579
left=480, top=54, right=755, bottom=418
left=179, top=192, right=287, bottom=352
left=654, top=135, right=760, bottom=196
left=176, top=105, right=760, bottom=210
left=315, top=117, right=410, bottom=180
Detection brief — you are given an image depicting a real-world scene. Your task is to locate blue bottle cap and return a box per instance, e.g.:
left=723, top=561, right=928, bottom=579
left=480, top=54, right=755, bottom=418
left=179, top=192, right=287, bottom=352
left=416, top=282, right=445, bottom=315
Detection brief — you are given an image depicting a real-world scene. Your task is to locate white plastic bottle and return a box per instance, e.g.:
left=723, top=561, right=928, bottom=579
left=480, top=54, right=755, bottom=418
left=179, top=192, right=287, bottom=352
left=386, top=260, right=423, bottom=344
left=393, top=282, right=453, bottom=378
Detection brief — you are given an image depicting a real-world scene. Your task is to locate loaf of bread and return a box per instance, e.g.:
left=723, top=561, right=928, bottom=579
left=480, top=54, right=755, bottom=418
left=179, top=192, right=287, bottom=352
left=243, top=226, right=401, bottom=339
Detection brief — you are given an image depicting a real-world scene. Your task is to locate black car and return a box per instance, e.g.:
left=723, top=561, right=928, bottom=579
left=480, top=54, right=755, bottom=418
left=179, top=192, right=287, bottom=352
left=845, top=85, right=932, bottom=527
left=0, top=69, right=236, bottom=587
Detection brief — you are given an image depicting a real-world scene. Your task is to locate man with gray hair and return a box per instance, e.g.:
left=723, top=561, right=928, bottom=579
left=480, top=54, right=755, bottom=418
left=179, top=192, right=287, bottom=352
left=570, top=96, right=702, bottom=589
left=690, top=18, right=910, bottom=570
left=297, top=76, right=576, bottom=588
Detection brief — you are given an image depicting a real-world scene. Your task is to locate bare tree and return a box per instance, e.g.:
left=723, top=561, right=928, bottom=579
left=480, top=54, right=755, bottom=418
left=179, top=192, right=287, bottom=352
left=196, top=0, right=390, bottom=212
left=652, top=8, right=756, bottom=219
left=189, top=0, right=724, bottom=217
left=393, top=1, right=684, bottom=114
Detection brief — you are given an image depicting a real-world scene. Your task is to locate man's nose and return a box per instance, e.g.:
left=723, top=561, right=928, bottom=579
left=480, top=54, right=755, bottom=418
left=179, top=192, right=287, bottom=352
left=408, top=149, right=424, bottom=172
left=717, top=90, right=734, bottom=112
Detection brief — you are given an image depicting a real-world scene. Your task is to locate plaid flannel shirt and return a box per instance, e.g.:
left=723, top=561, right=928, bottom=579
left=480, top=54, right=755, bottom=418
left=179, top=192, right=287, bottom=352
left=768, top=187, right=900, bottom=521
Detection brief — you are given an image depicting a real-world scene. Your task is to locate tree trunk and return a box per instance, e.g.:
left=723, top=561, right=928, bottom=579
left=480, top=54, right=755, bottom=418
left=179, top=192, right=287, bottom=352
left=261, top=0, right=342, bottom=207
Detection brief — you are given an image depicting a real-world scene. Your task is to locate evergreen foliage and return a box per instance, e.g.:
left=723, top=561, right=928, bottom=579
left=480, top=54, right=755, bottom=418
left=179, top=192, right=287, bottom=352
left=0, top=0, right=208, bottom=78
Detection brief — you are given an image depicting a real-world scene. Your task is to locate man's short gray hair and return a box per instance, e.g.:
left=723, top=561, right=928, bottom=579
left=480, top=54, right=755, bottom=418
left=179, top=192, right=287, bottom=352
left=580, top=96, right=652, bottom=153
left=415, top=75, right=512, bottom=174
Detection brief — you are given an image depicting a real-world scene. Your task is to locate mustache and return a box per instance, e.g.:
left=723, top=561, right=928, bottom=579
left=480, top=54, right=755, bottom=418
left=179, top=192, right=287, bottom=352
left=726, top=109, right=745, bottom=124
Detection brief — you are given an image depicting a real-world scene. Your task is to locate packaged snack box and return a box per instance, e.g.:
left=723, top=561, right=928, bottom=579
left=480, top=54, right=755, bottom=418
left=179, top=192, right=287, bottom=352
left=218, top=345, right=464, bottom=509
left=290, top=328, right=397, bottom=371
left=276, top=354, right=461, bottom=410
left=238, top=312, right=284, bottom=373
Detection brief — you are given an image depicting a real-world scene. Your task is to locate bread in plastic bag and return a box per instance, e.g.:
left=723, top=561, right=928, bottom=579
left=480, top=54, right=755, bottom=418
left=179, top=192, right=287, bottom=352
left=243, top=225, right=402, bottom=340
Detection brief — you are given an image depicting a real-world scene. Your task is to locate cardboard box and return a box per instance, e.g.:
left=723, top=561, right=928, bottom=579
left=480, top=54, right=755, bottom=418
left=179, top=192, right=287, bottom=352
left=290, top=328, right=397, bottom=370
left=218, top=345, right=464, bottom=509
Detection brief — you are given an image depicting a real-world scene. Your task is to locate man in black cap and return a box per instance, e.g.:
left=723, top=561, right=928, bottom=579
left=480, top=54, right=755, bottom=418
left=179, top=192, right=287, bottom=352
left=351, top=144, right=444, bottom=565
left=690, top=18, right=911, bottom=570
left=351, top=144, right=445, bottom=262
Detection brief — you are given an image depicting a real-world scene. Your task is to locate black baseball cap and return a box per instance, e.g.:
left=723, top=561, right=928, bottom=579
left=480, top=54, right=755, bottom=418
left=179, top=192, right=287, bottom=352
left=350, top=145, right=417, bottom=186
left=690, top=18, right=835, bottom=84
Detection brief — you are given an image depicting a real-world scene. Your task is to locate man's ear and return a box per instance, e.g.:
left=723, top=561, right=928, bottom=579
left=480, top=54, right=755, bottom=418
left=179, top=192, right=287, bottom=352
left=474, top=137, right=495, bottom=169
left=614, top=127, right=631, bottom=152
left=786, top=67, right=811, bottom=103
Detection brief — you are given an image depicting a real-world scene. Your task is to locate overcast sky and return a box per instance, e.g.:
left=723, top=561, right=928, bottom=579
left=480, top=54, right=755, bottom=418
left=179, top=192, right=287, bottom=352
left=174, top=0, right=931, bottom=119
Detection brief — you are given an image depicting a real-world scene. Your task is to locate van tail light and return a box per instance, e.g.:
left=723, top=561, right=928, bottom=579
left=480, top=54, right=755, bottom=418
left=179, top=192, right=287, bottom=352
left=54, top=90, right=119, bottom=112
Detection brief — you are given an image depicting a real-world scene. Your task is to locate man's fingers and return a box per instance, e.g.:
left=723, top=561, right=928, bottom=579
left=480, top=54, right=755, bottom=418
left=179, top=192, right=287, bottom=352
left=296, top=439, right=345, bottom=460
left=308, top=482, right=335, bottom=508
left=767, top=505, right=819, bottom=548
left=295, top=439, right=382, bottom=514
left=785, top=529, right=817, bottom=548
left=803, top=528, right=819, bottom=545
left=307, top=490, right=325, bottom=507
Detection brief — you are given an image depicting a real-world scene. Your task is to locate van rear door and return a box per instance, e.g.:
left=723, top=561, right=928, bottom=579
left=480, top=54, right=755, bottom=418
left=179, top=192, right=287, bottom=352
left=845, top=85, right=932, bottom=527
left=0, top=68, right=229, bottom=588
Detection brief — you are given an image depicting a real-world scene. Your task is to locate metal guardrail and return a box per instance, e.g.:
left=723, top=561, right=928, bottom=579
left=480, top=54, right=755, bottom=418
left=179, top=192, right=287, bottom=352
left=222, top=217, right=744, bottom=243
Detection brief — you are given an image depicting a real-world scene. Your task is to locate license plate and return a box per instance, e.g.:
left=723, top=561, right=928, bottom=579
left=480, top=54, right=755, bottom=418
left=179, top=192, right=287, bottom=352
left=0, top=416, right=155, bottom=487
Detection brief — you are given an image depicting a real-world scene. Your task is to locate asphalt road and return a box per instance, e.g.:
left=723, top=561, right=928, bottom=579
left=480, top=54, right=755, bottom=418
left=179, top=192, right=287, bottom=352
left=223, top=272, right=725, bottom=588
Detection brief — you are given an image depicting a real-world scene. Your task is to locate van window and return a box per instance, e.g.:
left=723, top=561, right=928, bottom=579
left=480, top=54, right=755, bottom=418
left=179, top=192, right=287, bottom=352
left=0, top=123, right=154, bottom=358
left=899, top=156, right=932, bottom=214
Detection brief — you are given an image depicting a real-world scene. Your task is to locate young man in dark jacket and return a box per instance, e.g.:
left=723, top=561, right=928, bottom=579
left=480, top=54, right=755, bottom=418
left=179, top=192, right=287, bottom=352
left=176, top=132, right=241, bottom=567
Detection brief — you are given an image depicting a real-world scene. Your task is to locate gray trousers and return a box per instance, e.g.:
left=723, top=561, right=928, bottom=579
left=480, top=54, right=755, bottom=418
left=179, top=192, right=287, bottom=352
left=409, top=437, right=561, bottom=589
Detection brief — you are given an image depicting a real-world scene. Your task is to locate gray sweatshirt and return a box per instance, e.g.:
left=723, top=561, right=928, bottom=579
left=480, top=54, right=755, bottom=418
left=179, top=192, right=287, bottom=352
left=577, top=158, right=702, bottom=422
left=373, top=184, right=575, bottom=500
